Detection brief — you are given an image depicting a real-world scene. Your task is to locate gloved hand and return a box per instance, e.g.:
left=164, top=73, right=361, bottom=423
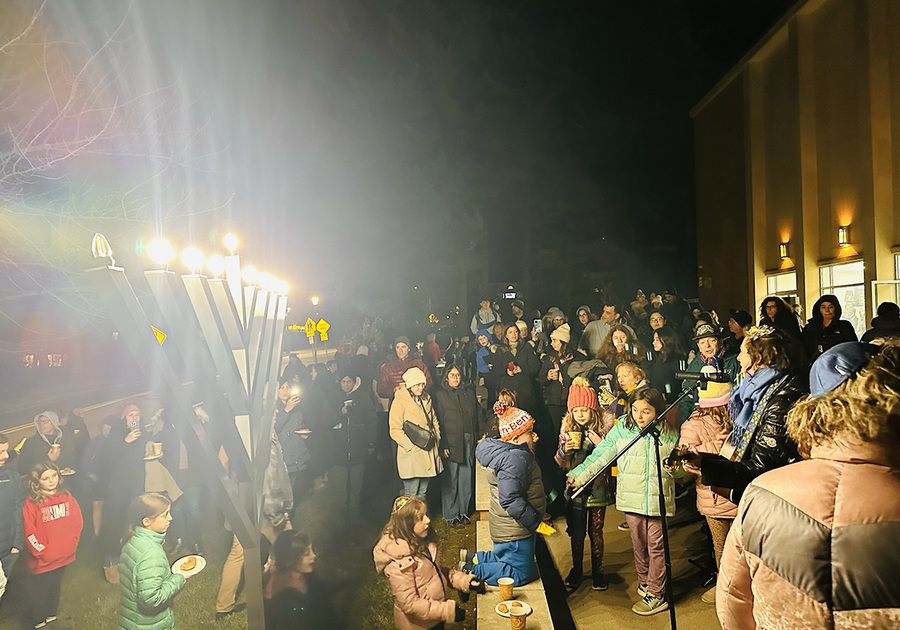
left=469, top=578, right=487, bottom=594
left=536, top=522, right=556, bottom=536
left=454, top=604, right=466, bottom=622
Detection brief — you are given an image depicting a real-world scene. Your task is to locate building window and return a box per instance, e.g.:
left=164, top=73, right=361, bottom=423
left=819, top=261, right=866, bottom=337
left=23, top=354, right=36, bottom=368
left=47, top=354, right=64, bottom=367
left=766, top=271, right=799, bottom=305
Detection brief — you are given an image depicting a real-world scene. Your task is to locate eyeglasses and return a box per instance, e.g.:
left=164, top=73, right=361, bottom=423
left=650, top=316, right=665, bottom=322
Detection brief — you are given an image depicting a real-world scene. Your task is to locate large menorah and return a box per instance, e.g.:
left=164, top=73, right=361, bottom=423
left=88, top=233, right=287, bottom=630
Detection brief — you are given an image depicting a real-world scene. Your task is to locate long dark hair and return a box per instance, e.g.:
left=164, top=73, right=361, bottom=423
left=597, top=324, right=646, bottom=367
left=653, top=326, right=685, bottom=363
left=270, top=530, right=312, bottom=574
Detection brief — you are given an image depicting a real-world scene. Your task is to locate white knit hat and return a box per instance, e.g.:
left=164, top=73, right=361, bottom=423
left=402, top=367, right=427, bottom=388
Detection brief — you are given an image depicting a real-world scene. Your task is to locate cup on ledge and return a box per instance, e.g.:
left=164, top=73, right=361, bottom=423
left=498, top=577, right=514, bottom=601
left=567, top=431, right=583, bottom=449
left=152, top=442, right=163, bottom=457
left=510, top=607, right=527, bottom=630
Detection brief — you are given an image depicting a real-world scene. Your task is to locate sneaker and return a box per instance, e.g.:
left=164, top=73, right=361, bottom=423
left=564, top=568, right=583, bottom=589
left=460, top=514, right=472, bottom=526
left=632, top=593, right=668, bottom=616
left=701, top=586, right=717, bottom=605
left=617, top=521, right=629, bottom=532
left=591, top=572, right=609, bottom=591
left=447, top=517, right=461, bottom=528
left=458, top=549, right=476, bottom=573
left=637, top=583, right=649, bottom=598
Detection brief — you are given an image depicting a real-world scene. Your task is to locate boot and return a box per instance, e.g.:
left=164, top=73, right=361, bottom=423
left=104, top=564, right=120, bottom=584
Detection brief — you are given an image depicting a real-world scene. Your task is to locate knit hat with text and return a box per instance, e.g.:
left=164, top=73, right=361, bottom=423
left=493, top=400, right=535, bottom=441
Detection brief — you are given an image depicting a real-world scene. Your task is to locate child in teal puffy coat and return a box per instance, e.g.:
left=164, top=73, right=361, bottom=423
left=567, top=388, right=679, bottom=617
left=118, top=493, right=188, bottom=630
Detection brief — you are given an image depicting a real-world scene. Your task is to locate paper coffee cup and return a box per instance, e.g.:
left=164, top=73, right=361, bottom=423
left=49, top=443, right=61, bottom=453
left=153, top=442, right=163, bottom=457
left=510, top=608, right=527, bottom=630
left=498, top=577, right=514, bottom=601
left=567, top=431, right=583, bottom=449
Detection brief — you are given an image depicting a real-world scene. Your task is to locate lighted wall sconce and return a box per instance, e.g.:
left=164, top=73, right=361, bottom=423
left=837, top=225, right=850, bottom=247
left=779, top=242, right=789, bottom=260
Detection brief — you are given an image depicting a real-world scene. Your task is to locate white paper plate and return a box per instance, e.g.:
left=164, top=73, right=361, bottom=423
left=172, top=554, right=206, bottom=577
left=495, top=601, right=532, bottom=618
left=59, top=468, right=76, bottom=476
left=143, top=453, right=163, bottom=461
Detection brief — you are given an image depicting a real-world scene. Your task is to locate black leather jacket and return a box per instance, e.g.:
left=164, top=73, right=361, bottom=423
left=700, top=372, right=807, bottom=503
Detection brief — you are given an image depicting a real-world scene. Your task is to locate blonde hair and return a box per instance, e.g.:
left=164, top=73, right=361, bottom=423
left=125, top=492, right=171, bottom=538
left=787, top=342, right=900, bottom=457
left=615, top=361, right=646, bottom=382
left=26, top=462, right=67, bottom=504
left=697, top=404, right=731, bottom=431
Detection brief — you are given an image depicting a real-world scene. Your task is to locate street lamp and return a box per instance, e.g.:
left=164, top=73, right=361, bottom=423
left=311, top=296, right=319, bottom=307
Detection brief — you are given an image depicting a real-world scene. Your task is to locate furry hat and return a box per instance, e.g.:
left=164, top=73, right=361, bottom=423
left=493, top=400, right=534, bottom=441
left=567, top=376, right=598, bottom=411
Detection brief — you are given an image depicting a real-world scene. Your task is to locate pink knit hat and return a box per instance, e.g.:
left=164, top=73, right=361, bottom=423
left=493, top=400, right=535, bottom=441
left=567, top=376, right=598, bottom=411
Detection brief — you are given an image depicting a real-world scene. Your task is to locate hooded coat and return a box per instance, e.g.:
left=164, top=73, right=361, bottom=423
left=373, top=535, right=470, bottom=630
left=389, top=387, right=443, bottom=480
left=333, top=376, right=376, bottom=465
left=17, top=412, right=75, bottom=476
left=475, top=438, right=546, bottom=543
left=801, top=295, right=859, bottom=362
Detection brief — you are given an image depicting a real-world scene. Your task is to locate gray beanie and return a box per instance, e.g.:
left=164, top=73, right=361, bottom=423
left=394, top=336, right=410, bottom=347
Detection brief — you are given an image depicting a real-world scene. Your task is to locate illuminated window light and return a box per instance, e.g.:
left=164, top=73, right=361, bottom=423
left=837, top=225, right=850, bottom=247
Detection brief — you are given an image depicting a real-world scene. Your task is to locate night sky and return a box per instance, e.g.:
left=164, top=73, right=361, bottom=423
left=0, top=0, right=795, bottom=338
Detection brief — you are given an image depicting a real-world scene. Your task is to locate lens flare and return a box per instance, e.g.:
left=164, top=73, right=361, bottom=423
left=147, top=238, right=175, bottom=265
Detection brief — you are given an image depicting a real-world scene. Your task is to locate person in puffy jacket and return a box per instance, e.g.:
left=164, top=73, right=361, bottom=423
left=717, top=341, right=900, bottom=630
left=374, top=496, right=478, bottom=630
left=118, top=493, right=188, bottom=630
left=460, top=398, right=548, bottom=587
left=568, top=388, right=680, bottom=616
left=676, top=372, right=738, bottom=605
left=680, top=325, right=806, bottom=504
left=22, top=461, right=83, bottom=629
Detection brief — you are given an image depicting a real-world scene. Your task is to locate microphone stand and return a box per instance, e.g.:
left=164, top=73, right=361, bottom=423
left=570, top=378, right=706, bottom=630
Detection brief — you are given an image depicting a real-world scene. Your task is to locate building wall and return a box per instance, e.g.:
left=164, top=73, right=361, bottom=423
left=692, top=0, right=900, bottom=332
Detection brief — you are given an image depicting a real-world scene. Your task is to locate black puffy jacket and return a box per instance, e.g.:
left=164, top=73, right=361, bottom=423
left=434, top=383, right=483, bottom=464
left=700, top=373, right=807, bottom=503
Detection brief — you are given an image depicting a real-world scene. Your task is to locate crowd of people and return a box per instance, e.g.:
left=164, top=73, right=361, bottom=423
left=0, top=287, right=897, bottom=629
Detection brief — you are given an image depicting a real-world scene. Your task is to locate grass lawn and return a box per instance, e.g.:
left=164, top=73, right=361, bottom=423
left=0, top=461, right=476, bottom=629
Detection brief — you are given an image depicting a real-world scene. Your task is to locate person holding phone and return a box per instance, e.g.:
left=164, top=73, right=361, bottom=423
left=98, top=402, right=148, bottom=584
left=275, top=378, right=311, bottom=504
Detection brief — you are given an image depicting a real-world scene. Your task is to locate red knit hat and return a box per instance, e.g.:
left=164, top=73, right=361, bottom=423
left=493, top=400, right=535, bottom=441
left=567, top=376, right=598, bottom=412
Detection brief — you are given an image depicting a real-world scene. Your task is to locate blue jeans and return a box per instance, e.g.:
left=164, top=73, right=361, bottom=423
left=402, top=477, right=431, bottom=497
left=472, top=535, right=537, bottom=586
left=442, top=434, right=474, bottom=521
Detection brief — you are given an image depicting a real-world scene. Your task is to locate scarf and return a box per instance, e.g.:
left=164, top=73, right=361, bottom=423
left=701, top=347, right=728, bottom=372
left=728, top=366, right=782, bottom=447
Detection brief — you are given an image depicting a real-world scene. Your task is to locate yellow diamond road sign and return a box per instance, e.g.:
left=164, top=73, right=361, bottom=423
left=151, top=325, right=167, bottom=345
left=305, top=318, right=316, bottom=337
left=316, top=318, right=330, bottom=334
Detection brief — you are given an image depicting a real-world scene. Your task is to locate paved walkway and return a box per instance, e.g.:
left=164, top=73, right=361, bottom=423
left=543, top=504, right=723, bottom=629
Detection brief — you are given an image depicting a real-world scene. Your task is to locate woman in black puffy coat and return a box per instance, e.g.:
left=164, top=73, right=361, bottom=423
left=800, top=294, right=858, bottom=363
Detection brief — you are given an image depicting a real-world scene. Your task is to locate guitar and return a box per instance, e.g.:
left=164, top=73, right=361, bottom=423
left=664, top=444, right=734, bottom=502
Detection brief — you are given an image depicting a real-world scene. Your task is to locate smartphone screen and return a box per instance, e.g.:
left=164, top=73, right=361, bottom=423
left=533, top=319, right=542, bottom=333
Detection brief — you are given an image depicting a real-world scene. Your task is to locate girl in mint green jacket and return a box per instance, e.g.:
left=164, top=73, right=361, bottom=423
left=118, top=493, right=187, bottom=630
left=567, top=388, right=679, bottom=617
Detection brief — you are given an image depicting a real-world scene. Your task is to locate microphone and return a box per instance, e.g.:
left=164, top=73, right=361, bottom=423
left=674, top=370, right=732, bottom=383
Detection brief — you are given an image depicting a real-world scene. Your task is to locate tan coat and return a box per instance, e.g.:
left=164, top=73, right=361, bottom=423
left=717, top=441, right=900, bottom=630
left=373, top=534, right=470, bottom=630
left=389, top=387, right=443, bottom=480
left=679, top=411, right=738, bottom=519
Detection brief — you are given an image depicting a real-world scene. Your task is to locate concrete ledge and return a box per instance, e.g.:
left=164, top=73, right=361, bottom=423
left=475, top=464, right=491, bottom=520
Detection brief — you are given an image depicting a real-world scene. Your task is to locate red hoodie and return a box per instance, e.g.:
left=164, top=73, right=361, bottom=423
left=23, top=491, right=83, bottom=574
